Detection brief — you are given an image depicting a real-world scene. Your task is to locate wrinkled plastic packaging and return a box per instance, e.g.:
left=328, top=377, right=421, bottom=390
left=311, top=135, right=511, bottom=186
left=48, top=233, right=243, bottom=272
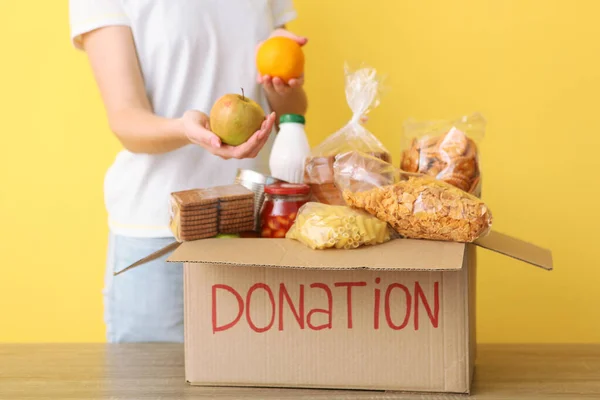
left=334, top=151, right=492, bottom=243
left=286, top=202, right=391, bottom=250
left=168, top=185, right=255, bottom=242
left=304, top=64, right=391, bottom=205
left=400, top=113, right=485, bottom=196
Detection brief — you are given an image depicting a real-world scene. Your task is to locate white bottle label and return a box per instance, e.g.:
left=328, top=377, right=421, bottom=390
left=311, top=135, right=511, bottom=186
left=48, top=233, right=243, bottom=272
left=269, top=122, right=311, bottom=184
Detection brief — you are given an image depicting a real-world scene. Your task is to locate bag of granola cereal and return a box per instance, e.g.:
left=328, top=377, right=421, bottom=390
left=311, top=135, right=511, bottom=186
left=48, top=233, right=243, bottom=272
left=400, top=113, right=485, bottom=196
left=334, top=151, right=492, bottom=242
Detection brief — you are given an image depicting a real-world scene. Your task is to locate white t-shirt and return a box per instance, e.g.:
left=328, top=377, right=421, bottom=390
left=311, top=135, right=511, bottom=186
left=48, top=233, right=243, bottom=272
left=69, top=0, right=296, bottom=237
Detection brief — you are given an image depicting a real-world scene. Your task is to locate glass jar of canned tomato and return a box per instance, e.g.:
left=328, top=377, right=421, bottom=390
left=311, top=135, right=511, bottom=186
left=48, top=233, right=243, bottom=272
left=260, top=183, right=311, bottom=238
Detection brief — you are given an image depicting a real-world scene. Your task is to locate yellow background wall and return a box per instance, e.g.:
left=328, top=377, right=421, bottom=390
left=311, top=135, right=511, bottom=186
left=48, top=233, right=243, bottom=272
left=1, top=0, right=598, bottom=342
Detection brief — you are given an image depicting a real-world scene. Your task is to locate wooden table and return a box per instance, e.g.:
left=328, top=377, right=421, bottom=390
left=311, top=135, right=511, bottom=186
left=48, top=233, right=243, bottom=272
left=1, top=344, right=599, bottom=399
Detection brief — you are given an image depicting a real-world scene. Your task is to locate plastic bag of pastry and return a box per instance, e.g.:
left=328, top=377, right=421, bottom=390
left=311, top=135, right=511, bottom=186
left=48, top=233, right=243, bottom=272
left=286, top=202, right=391, bottom=250
left=304, top=64, right=391, bottom=205
left=400, top=113, right=485, bottom=196
left=334, top=151, right=492, bottom=242
left=333, top=151, right=400, bottom=195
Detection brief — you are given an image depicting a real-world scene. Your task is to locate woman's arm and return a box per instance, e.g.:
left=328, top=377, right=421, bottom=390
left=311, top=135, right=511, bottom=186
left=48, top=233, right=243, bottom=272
left=258, top=28, right=308, bottom=117
left=81, top=26, right=275, bottom=158
left=82, top=26, right=188, bottom=153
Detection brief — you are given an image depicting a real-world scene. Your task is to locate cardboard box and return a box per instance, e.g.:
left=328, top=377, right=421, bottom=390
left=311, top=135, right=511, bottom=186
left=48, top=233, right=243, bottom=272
left=168, top=231, right=552, bottom=394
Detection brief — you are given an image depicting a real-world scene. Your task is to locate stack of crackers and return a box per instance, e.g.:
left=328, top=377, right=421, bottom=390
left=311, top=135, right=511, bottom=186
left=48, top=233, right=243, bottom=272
left=170, top=184, right=255, bottom=242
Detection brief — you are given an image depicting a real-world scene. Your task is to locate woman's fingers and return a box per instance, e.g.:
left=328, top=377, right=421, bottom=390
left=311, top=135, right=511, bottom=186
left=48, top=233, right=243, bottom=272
left=262, top=76, right=303, bottom=94
left=218, top=138, right=256, bottom=160
left=272, top=77, right=291, bottom=94
left=271, top=29, right=308, bottom=46
left=182, top=110, right=222, bottom=148
left=184, top=110, right=276, bottom=160
left=255, top=112, right=276, bottom=145
left=190, top=126, right=221, bottom=149
left=287, top=76, right=304, bottom=89
left=237, top=112, right=275, bottom=158
left=261, top=75, right=274, bottom=91
left=249, top=128, right=271, bottom=158
left=249, top=114, right=276, bottom=157
left=263, top=112, right=276, bottom=134
left=214, top=112, right=276, bottom=159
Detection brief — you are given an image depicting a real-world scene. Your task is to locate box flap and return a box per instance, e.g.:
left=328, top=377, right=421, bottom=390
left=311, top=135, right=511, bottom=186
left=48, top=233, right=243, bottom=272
left=168, top=238, right=465, bottom=271
left=474, top=231, right=553, bottom=270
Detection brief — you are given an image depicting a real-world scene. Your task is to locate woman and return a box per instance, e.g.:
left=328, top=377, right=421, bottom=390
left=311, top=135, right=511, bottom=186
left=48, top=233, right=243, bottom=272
left=69, top=0, right=307, bottom=343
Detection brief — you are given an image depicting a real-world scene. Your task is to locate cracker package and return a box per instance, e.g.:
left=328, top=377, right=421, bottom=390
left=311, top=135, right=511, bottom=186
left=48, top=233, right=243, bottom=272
left=286, top=202, right=391, bottom=250
left=334, top=151, right=492, bottom=242
left=170, top=184, right=255, bottom=242
left=400, top=113, right=485, bottom=196
left=304, top=64, right=391, bottom=205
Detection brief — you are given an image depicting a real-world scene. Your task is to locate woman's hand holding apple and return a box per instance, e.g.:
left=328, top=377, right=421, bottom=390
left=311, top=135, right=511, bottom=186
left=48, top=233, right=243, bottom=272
left=181, top=110, right=276, bottom=160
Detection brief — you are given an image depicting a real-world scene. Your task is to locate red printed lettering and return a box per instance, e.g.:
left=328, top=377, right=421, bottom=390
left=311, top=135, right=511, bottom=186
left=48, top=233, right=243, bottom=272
left=307, top=283, right=332, bottom=330
left=212, top=284, right=243, bottom=334
left=245, top=283, right=275, bottom=333
left=384, top=283, right=412, bottom=330
left=374, top=277, right=381, bottom=330
left=414, top=282, right=440, bottom=330
left=278, top=283, right=305, bottom=330
left=334, top=281, right=366, bottom=329
left=211, top=279, right=440, bottom=334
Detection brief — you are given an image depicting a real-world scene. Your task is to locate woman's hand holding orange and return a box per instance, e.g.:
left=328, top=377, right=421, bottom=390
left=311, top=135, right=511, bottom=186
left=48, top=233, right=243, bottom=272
left=256, top=29, right=307, bottom=95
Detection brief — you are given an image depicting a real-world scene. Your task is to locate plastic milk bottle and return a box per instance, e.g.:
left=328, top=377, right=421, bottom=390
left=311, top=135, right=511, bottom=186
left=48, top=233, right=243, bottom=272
left=269, top=114, right=311, bottom=184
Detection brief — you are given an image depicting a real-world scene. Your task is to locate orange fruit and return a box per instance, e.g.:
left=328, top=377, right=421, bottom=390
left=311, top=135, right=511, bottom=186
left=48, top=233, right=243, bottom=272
left=256, top=37, right=304, bottom=83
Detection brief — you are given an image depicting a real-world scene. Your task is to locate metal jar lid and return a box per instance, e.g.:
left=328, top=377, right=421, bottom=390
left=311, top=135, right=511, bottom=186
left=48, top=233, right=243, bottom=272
left=235, top=169, right=281, bottom=186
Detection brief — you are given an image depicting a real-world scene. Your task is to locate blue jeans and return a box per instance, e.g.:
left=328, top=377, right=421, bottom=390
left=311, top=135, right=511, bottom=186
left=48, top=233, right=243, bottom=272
left=104, top=233, right=184, bottom=343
